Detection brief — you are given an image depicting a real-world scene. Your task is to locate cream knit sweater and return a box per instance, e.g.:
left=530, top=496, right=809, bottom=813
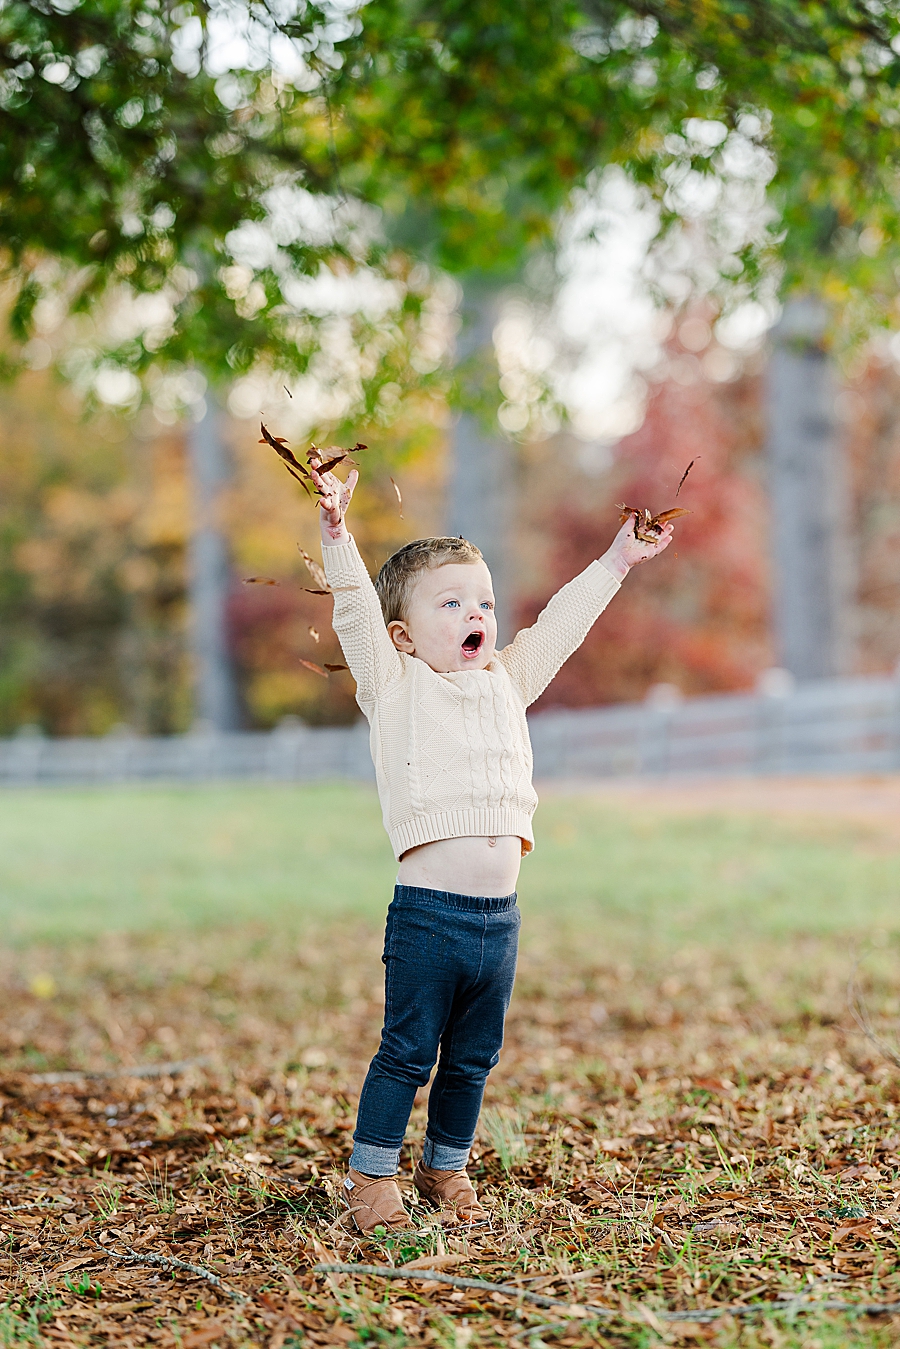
left=324, top=538, right=621, bottom=859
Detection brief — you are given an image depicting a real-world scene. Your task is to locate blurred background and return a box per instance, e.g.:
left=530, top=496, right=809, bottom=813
left=4, top=1, right=900, bottom=747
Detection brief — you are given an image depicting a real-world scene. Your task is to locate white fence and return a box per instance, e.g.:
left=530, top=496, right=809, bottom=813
left=1, top=673, right=899, bottom=786
left=529, top=673, right=900, bottom=778
left=0, top=720, right=375, bottom=786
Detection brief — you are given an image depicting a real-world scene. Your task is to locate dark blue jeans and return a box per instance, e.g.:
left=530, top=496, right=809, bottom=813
left=350, top=885, right=520, bottom=1176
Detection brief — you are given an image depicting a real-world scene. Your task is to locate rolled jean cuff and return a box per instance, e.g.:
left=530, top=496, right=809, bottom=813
left=350, top=1141, right=401, bottom=1176
left=422, top=1136, right=471, bottom=1171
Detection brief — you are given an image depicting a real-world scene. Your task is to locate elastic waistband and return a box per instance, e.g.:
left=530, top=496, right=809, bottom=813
left=392, top=884, right=517, bottom=913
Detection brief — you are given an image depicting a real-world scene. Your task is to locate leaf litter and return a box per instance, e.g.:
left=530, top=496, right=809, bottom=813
left=4, top=926, right=900, bottom=1346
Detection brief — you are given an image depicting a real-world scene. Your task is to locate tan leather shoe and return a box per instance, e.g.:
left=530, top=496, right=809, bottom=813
left=413, top=1161, right=488, bottom=1224
left=342, top=1167, right=413, bottom=1235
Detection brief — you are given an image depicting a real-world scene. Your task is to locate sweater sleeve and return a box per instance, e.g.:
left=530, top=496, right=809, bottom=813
left=322, top=536, right=403, bottom=704
left=496, top=559, right=621, bottom=707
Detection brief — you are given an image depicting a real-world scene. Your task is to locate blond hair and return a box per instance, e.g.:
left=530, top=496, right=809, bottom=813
left=374, top=537, right=483, bottom=624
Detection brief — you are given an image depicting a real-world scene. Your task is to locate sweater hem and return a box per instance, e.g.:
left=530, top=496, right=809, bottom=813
left=390, top=809, right=535, bottom=861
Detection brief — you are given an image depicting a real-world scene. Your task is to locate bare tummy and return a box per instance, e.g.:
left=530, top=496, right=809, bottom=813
left=396, top=835, right=522, bottom=898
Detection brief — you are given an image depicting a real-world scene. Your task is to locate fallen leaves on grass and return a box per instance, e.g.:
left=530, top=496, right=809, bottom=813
left=3, top=927, right=900, bottom=1346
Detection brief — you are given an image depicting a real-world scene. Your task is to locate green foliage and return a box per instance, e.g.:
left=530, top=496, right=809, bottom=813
left=329, top=0, right=900, bottom=331
left=62, top=1275, right=101, bottom=1299
left=0, top=0, right=436, bottom=413
left=0, top=0, right=341, bottom=376
left=3, top=0, right=900, bottom=399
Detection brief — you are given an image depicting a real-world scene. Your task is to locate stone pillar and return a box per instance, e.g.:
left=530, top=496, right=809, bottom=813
left=187, top=393, right=242, bottom=729
left=766, top=297, right=854, bottom=680
left=447, top=283, right=514, bottom=644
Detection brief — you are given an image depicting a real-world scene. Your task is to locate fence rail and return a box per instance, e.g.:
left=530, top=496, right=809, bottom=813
left=1, top=673, right=899, bottom=786
left=529, top=673, right=900, bottom=779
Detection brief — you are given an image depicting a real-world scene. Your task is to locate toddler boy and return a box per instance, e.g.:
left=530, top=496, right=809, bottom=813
left=310, top=457, right=673, bottom=1232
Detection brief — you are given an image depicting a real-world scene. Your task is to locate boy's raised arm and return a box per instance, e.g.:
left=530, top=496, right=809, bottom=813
left=497, top=514, right=674, bottom=707
left=311, top=459, right=402, bottom=704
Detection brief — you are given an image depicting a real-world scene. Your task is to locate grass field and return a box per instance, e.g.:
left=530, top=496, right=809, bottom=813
left=3, top=780, right=900, bottom=1348
left=2, top=780, right=900, bottom=946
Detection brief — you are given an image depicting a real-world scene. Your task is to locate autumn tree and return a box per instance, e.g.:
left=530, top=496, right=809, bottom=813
left=4, top=2, right=900, bottom=375
left=5, top=1, right=900, bottom=727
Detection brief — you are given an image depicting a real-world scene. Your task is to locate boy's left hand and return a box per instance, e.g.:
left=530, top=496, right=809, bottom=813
left=601, top=515, right=674, bottom=581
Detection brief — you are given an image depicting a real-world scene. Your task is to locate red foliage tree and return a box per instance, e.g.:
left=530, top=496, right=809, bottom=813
left=521, top=368, right=774, bottom=711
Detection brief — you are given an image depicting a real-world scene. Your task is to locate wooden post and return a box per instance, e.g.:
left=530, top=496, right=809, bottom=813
left=187, top=394, right=242, bottom=730
left=766, top=297, right=854, bottom=680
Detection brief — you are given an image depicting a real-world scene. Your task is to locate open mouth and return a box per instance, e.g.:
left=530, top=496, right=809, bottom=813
left=461, top=630, right=485, bottom=658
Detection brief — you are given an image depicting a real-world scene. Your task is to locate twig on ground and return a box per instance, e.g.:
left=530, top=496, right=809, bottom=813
left=29, top=1056, right=213, bottom=1084
left=1, top=1201, right=56, bottom=1213
left=313, top=1263, right=616, bottom=1314
left=313, top=1265, right=900, bottom=1324
left=111, top=1246, right=248, bottom=1301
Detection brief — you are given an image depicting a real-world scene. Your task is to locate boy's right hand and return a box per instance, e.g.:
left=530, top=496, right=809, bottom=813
left=310, top=456, right=359, bottom=546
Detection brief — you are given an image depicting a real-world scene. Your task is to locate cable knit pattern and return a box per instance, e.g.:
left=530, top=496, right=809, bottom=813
left=324, top=537, right=621, bottom=859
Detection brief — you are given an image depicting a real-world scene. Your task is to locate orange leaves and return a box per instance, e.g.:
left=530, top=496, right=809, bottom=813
left=299, top=659, right=329, bottom=679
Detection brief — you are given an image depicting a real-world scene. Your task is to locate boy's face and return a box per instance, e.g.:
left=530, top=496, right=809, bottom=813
left=387, top=560, right=497, bottom=672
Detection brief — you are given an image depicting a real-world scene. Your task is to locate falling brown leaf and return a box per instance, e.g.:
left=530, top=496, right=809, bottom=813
left=299, top=659, right=329, bottom=679
left=304, top=585, right=360, bottom=595
left=675, top=457, right=699, bottom=498
left=242, top=577, right=278, bottom=586
left=260, top=423, right=312, bottom=496
left=297, top=547, right=329, bottom=592
left=323, top=663, right=348, bottom=673
left=316, top=455, right=348, bottom=475
left=655, top=508, right=692, bottom=525
left=389, top=477, right=403, bottom=518
left=308, top=626, right=320, bottom=643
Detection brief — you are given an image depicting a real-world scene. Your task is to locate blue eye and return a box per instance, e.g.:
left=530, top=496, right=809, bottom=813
left=480, top=601, right=493, bottom=610
left=444, top=600, right=459, bottom=608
